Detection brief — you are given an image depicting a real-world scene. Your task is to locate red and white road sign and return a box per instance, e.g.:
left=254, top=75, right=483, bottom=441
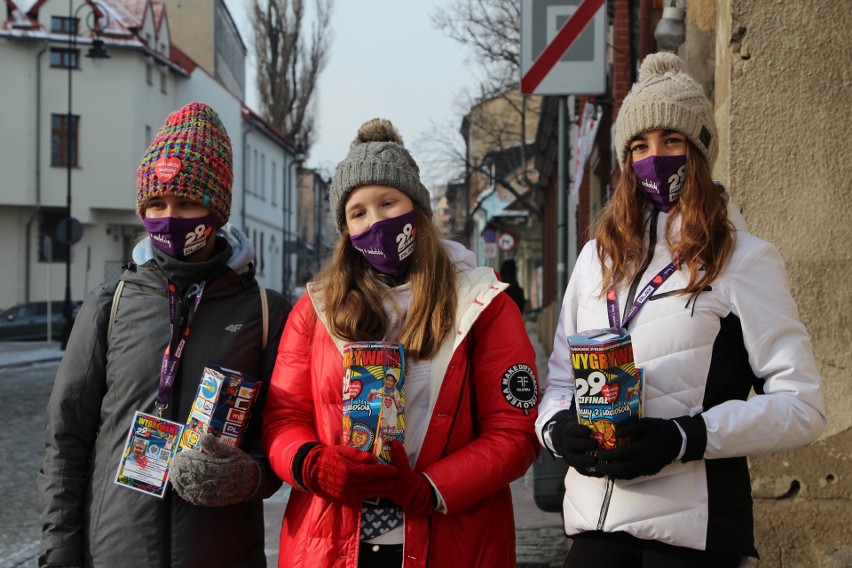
left=497, top=232, right=516, bottom=251
left=520, top=0, right=607, bottom=95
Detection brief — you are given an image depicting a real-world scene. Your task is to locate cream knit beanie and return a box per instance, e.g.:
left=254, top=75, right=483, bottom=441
left=330, top=118, right=431, bottom=233
left=615, top=52, right=718, bottom=168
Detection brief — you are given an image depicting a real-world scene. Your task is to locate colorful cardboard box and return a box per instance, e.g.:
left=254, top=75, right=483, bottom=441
left=179, top=366, right=261, bottom=451
left=567, top=328, right=643, bottom=449
left=342, top=342, right=405, bottom=464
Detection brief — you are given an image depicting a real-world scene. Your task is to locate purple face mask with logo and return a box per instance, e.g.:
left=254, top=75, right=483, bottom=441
left=632, top=154, right=687, bottom=213
left=350, top=210, right=417, bottom=276
left=142, top=214, right=217, bottom=259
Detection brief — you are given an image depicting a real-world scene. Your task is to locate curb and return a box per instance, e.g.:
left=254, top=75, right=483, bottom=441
left=0, top=342, right=64, bottom=370
left=0, top=353, right=63, bottom=370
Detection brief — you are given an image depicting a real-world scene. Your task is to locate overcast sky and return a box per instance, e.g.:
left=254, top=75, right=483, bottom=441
left=223, top=0, right=480, bottom=186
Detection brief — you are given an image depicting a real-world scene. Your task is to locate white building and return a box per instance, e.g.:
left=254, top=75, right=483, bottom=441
left=0, top=0, right=300, bottom=311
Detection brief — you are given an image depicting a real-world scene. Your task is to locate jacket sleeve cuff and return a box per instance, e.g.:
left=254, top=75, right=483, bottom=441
left=543, top=408, right=576, bottom=457
left=291, top=442, right=320, bottom=491
left=673, top=414, right=707, bottom=462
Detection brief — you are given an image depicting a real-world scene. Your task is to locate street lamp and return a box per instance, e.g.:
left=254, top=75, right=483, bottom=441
left=61, top=0, right=110, bottom=349
left=282, top=144, right=305, bottom=303
left=654, top=0, right=686, bottom=53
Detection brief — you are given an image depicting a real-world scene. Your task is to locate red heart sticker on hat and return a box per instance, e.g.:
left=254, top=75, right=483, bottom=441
left=155, top=157, right=182, bottom=183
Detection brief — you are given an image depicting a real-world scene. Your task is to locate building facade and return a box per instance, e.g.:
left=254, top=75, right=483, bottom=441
left=0, top=0, right=299, bottom=313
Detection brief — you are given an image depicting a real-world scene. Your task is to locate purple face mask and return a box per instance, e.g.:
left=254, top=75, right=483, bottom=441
left=350, top=210, right=417, bottom=276
left=632, top=154, right=687, bottom=213
left=142, top=214, right=217, bottom=259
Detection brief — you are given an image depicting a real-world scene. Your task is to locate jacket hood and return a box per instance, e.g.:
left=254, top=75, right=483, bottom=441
left=132, top=223, right=255, bottom=274
left=442, top=239, right=477, bottom=273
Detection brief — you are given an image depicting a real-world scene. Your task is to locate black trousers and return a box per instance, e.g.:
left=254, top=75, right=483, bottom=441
left=358, top=542, right=403, bottom=567
left=564, top=532, right=744, bottom=568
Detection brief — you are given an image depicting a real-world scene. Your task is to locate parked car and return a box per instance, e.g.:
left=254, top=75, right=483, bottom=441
left=0, top=300, right=82, bottom=341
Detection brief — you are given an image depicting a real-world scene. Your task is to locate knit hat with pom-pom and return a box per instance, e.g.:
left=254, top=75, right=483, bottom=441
left=330, top=118, right=431, bottom=232
left=136, top=102, right=233, bottom=227
left=615, top=52, right=718, bottom=168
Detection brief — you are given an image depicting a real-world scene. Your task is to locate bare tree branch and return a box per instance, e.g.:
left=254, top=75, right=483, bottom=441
left=251, top=0, right=333, bottom=151
left=427, top=0, right=543, bottom=222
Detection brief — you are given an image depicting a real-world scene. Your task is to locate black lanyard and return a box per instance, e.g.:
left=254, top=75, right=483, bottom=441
left=155, top=281, right=205, bottom=416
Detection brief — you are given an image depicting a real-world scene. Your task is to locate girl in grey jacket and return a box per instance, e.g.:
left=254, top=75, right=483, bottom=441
left=38, top=103, right=288, bottom=568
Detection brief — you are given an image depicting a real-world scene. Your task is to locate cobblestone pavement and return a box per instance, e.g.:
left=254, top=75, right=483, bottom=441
left=0, top=360, right=56, bottom=568
left=1, top=323, right=569, bottom=567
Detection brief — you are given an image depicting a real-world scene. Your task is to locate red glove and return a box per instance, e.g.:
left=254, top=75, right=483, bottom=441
left=386, top=442, right=436, bottom=517
left=301, top=445, right=396, bottom=503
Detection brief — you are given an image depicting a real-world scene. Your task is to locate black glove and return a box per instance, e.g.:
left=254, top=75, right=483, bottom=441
left=547, top=409, right=603, bottom=477
left=594, top=417, right=684, bottom=480
left=170, top=434, right=262, bottom=507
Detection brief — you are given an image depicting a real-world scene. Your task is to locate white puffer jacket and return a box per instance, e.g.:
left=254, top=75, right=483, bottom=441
left=536, top=199, right=825, bottom=558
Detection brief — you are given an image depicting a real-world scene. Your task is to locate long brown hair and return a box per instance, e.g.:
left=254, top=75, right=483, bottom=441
left=315, top=207, right=457, bottom=361
left=594, top=141, right=735, bottom=297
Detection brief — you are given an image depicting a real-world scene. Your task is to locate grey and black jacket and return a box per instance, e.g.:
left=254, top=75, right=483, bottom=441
left=39, top=225, right=289, bottom=568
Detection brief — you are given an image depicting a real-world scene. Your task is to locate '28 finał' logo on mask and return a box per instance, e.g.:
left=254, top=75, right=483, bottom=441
left=396, top=222, right=416, bottom=261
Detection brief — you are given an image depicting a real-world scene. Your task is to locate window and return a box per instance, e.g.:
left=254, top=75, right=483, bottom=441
left=146, top=59, right=153, bottom=85
left=271, top=162, right=277, bottom=205
left=260, top=154, right=266, bottom=200
left=244, top=144, right=252, bottom=190
left=50, top=48, right=79, bottom=69
left=51, top=16, right=78, bottom=34
left=145, top=126, right=152, bottom=146
left=160, top=68, right=167, bottom=94
left=51, top=114, right=79, bottom=167
left=253, top=150, right=259, bottom=195
left=259, top=232, right=265, bottom=274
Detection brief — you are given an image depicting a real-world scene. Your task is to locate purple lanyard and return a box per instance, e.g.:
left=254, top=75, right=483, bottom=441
left=607, top=257, right=679, bottom=328
left=155, top=281, right=205, bottom=416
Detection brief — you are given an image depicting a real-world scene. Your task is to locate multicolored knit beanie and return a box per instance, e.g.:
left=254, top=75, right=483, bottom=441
left=136, top=102, right=233, bottom=227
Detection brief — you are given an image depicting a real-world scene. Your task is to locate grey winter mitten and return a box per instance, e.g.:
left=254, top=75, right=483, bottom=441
left=170, top=433, right=262, bottom=507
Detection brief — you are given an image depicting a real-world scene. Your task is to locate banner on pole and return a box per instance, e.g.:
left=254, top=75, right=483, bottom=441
left=570, top=102, right=603, bottom=198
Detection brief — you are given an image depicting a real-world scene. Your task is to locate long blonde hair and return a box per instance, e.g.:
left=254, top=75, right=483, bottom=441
left=315, top=207, right=457, bottom=361
left=594, top=142, right=735, bottom=297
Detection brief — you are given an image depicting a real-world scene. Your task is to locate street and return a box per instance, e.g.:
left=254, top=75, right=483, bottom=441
left=1, top=359, right=567, bottom=567
left=0, top=361, right=54, bottom=567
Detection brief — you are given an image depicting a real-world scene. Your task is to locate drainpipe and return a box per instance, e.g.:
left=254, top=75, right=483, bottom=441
left=25, top=40, right=50, bottom=303
left=638, top=0, right=654, bottom=59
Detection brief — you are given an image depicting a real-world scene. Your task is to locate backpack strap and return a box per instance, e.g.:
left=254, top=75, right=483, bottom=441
left=109, top=280, right=269, bottom=350
left=108, top=280, right=125, bottom=341
left=259, top=284, right=268, bottom=350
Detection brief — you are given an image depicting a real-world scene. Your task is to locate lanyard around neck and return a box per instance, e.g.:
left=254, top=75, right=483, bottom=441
left=607, top=253, right=680, bottom=329
left=155, top=281, right=205, bottom=416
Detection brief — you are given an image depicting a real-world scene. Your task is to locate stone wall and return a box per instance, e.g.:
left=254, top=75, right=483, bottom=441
left=701, top=0, right=852, bottom=564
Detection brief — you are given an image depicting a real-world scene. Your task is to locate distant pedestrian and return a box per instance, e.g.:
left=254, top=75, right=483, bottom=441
left=263, top=118, right=540, bottom=567
left=537, top=53, right=826, bottom=567
left=39, top=102, right=289, bottom=567
left=500, top=258, right=526, bottom=314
